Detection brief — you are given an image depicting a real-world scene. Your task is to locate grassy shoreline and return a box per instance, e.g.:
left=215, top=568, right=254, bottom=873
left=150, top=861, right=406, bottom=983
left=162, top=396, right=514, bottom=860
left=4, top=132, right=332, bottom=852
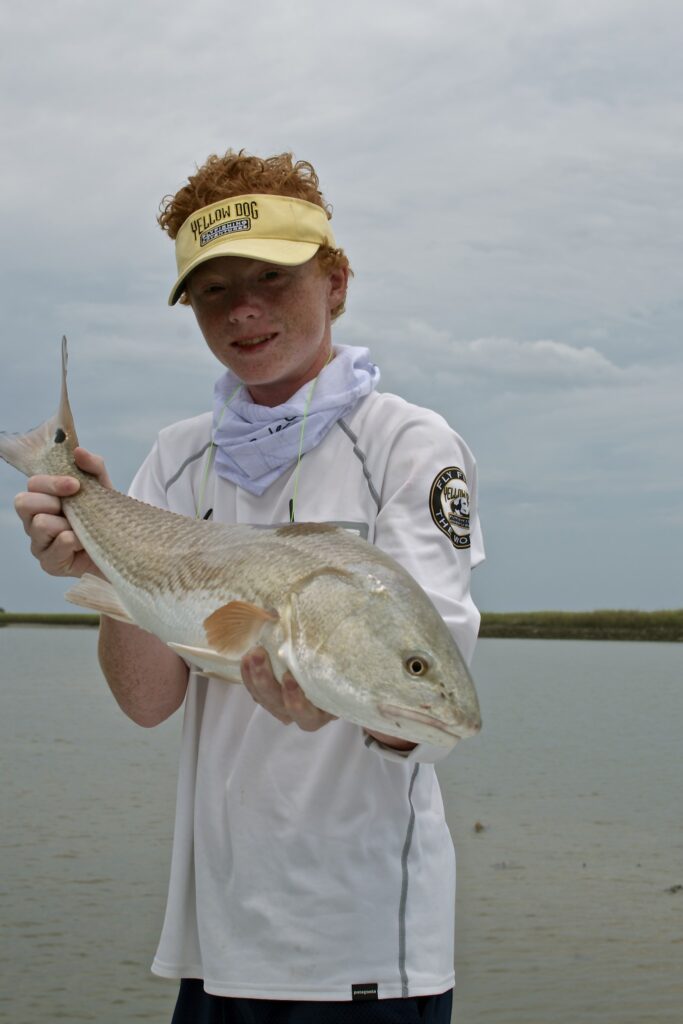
left=0, top=612, right=100, bottom=627
left=1, top=609, right=681, bottom=642
left=478, top=609, right=683, bottom=643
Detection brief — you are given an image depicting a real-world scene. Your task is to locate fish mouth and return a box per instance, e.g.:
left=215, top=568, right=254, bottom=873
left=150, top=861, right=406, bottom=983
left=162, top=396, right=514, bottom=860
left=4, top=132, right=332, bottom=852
left=378, top=703, right=481, bottom=740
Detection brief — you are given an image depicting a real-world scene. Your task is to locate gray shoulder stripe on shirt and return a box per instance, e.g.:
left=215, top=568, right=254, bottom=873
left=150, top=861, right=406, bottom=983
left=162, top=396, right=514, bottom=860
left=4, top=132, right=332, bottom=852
left=164, top=441, right=213, bottom=495
left=398, top=763, right=420, bottom=996
left=336, top=419, right=381, bottom=511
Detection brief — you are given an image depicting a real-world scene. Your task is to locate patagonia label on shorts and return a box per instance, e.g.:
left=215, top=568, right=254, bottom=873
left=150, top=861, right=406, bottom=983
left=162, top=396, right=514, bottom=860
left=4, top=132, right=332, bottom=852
left=352, top=983, right=379, bottom=1001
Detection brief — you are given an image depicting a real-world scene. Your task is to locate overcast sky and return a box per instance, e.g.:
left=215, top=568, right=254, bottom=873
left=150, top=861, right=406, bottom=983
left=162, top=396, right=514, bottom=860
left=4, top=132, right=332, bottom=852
left=1, top=0, right=681, bottom=613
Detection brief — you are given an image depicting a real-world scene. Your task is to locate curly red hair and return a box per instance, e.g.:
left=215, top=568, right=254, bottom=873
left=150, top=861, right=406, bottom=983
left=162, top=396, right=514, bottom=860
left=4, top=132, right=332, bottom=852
left=158, top=150, right=351, bottom=318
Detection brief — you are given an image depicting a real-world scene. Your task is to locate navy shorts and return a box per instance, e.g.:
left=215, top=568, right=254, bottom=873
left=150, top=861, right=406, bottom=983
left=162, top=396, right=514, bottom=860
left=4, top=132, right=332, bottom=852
left=171, top=979, right=453, bottom=1023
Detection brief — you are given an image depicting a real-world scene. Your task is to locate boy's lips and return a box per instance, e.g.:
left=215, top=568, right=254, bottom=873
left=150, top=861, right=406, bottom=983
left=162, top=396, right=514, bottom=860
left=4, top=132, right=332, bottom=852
left=232, top=332, right=278, bottom=350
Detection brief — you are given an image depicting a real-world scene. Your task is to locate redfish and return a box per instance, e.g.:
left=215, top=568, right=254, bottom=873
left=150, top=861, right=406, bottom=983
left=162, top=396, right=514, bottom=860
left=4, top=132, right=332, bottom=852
left=0, top=339, right=481, bottom=746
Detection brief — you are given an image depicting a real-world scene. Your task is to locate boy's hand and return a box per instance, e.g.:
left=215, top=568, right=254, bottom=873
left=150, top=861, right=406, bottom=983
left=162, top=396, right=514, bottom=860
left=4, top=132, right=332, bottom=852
left=14, top=447, right=111, bottom=578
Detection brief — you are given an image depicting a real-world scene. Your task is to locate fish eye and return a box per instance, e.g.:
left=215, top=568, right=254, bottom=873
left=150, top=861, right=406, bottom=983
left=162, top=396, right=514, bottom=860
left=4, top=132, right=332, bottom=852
left=404, top=654, right=430, bottom=677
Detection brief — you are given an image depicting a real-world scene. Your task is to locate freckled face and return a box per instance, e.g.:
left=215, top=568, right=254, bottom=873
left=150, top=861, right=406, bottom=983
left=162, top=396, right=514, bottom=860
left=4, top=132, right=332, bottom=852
left=185, top=255, right=348, bottom=407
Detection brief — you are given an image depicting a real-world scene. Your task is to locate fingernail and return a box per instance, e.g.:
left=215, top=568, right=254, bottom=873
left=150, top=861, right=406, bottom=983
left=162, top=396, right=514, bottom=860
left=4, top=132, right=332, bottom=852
left=250, top=652, right=265, bottom=669
left=283, top=674, right=298, bottom=692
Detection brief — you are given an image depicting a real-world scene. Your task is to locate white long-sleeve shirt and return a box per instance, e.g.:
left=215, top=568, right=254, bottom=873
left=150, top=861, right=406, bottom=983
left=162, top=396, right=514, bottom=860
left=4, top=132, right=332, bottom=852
left=128, top=388, right=484, bottom=1000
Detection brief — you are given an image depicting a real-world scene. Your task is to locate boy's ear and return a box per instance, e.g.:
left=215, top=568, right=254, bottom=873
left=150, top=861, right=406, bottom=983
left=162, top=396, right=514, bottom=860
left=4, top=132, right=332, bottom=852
left=327, top=265, right=349, bottom=310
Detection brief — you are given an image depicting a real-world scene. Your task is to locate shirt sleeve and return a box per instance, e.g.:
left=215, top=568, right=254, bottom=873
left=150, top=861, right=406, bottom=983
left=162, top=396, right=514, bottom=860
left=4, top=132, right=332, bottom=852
left=365, top=402, right=484, bottom=765
left=126, top=413, right=213, bottom=513
left=127, top=439, right=170, bottom=509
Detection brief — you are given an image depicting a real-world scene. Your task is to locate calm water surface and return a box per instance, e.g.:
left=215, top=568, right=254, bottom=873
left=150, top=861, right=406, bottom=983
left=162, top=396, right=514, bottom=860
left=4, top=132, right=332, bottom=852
left=0, top=630, right=681, bottom=1023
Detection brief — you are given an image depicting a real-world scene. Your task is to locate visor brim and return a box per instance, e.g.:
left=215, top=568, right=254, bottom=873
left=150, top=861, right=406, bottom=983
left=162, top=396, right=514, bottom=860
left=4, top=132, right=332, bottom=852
left=168, top=239, right=321, bottom=305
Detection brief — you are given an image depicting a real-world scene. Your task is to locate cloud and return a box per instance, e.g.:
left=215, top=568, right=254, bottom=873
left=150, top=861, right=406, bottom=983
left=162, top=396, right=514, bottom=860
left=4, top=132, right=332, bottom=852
left=1, top=0, right=682, bottom=612
left=342, top=315, right=644, bottom=394
left=419, top=332, right=632, bottom=385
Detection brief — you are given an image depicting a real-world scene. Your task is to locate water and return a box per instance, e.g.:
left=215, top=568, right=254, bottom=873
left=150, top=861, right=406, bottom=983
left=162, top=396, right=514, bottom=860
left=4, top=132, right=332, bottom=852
left=0, top=631, right=681, bottom=1023
left=0, top=629, right=179, bottom=1023
left=445, top=639, right=683, bottom=1024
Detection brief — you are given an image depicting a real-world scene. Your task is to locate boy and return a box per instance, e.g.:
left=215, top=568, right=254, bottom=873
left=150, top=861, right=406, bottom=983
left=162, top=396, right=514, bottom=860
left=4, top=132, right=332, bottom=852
left=15, top=150, right=483, bottom=1023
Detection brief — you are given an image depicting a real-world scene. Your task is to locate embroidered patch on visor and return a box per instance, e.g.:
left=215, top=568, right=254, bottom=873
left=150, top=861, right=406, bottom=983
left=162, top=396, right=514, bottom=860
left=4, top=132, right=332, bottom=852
left=200, top=217, right=251, bottom=247
left=429, top=466, right=471, bottom=549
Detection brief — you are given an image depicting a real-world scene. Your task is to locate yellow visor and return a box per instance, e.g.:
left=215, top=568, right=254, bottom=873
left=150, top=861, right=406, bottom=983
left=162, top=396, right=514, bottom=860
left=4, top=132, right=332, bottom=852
left=168, top=193, right=336, bottom=305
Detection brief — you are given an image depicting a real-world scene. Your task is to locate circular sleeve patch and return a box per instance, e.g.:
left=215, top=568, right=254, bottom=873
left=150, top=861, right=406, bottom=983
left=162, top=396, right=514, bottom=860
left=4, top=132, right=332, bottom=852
left=429, top=467, right=471, bottom=549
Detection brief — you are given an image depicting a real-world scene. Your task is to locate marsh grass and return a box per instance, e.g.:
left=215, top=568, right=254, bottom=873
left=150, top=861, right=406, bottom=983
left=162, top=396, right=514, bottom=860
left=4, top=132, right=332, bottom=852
left=479, top=609, right=683, bottom=642
left=0, top=612, right=99, bottom=627
left=1, top=609, right=681, bottom=641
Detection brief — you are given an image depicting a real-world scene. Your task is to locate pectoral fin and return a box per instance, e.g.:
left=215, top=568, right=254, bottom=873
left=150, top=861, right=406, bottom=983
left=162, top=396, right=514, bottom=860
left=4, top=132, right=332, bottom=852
left=204, top=600, right=279, bottom=656
left=64, top=573, right=134, bottom=624
left=167, top=642, right=243, bottom=683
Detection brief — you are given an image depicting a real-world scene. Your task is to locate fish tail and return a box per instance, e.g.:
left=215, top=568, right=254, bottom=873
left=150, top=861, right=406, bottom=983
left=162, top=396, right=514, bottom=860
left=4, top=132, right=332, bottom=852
left=0, top=336, right=79, bottom=477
